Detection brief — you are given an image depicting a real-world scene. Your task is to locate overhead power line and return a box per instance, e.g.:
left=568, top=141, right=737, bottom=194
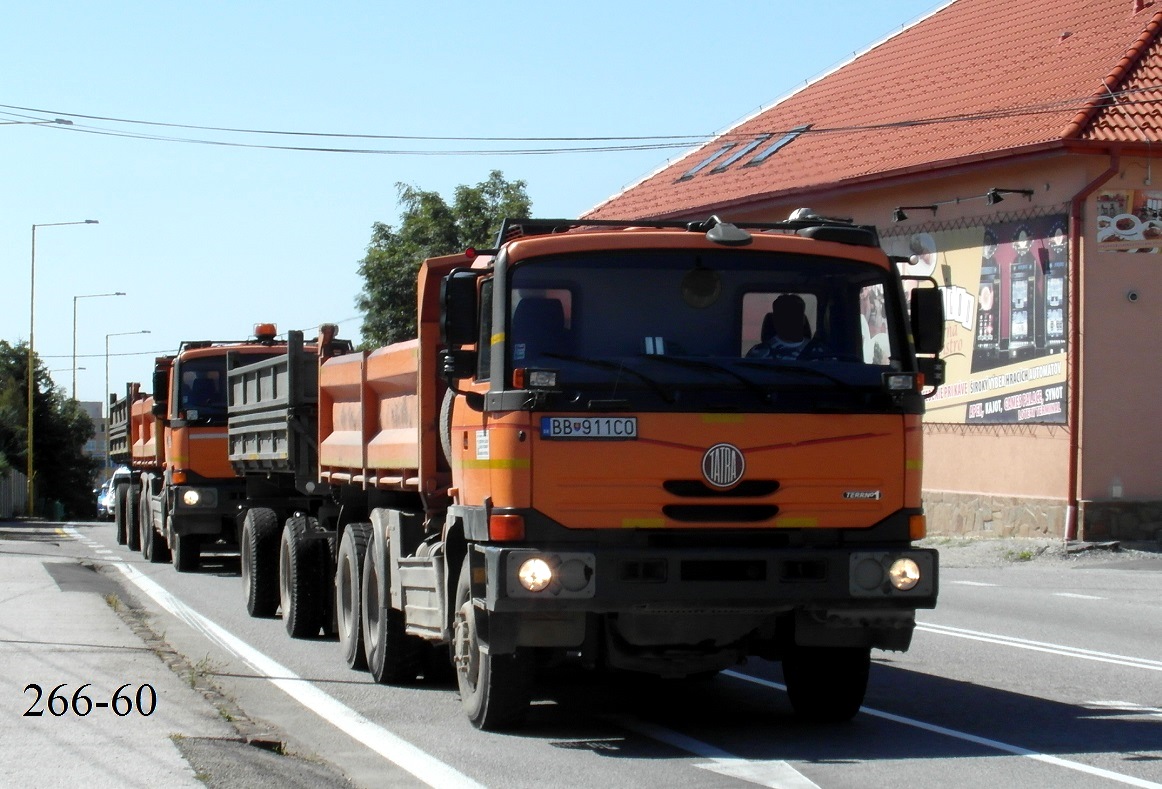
left=0, top=84, right=1152, bottom=156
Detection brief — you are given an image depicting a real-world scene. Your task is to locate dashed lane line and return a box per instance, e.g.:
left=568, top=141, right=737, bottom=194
left=725, top=671, right=1162, bottom=789
left=917, top=622, right=1162, bottom=672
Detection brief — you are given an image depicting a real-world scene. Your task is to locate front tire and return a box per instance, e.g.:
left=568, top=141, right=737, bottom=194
left=782, top=646, right=870, bottom=723
left=336, top=523, right=371, bottom=670
left=453, top=555, right=531, bottom=729
left=361, top=525, right=423, bottom=684
left=172, top=531, right=201, bottom=573
left=125, top=482, right=141, bottom=552
left=241, top=508, right=280, bottom=618
left=113, top=484, right=129, bottom=546
left=141, top=488, right=169, bottom=563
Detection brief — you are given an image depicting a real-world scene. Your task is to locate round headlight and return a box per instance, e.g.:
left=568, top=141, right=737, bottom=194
left=888, top=558, right=921, bottom=591
left=182, top=489, right=201, bottom=506
left=517, top=558, right=553, bottom=592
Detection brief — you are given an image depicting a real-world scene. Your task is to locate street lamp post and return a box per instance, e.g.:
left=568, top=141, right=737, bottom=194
left=27, top=219, right=99, bottom=517
left=104, top=330, right=150, bottom=471
left=73, top=292, right=126, bottom=398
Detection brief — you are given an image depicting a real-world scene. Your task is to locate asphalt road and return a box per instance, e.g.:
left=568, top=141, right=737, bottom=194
left=40, top=522, right=1162, bottom=788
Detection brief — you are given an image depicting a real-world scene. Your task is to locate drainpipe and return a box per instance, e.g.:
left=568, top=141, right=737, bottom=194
left=1065, top=151, right=1120, bottom=541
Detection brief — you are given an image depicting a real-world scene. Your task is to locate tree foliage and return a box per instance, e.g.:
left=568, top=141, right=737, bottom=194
left=0, top=341, right=100, bottom=517
left=356, top=170, right=531, bottom=348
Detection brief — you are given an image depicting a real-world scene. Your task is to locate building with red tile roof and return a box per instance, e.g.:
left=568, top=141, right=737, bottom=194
left=587, top=0, right=1162, bottom=541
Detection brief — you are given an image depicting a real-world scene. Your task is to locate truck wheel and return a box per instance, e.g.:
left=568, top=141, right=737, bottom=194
left=438, top=388, right=454, bottom=468
left=125, top=482, right=142, bottom=552
left=241, top=508, right=280, bottom=618
left=782, top=646, right=871, bottom=723
left=140, top=487, right=169, bottom=563
left=336, top=523, right=371, bottom=670
left=172, top=532, right=201, bottom=572
left=361, top=526, right=423, bottom=684
left=113, top=484, right=129, bottom=545
left=281, top=515, right=325, bottom=638
left=453, top=555, right=531, bottom=729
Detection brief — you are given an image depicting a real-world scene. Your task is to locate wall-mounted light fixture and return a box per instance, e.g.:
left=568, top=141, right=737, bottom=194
left=892, top=205, right=939, bottom=222
left=985, top=188, right=1034, bottom=206
left=892, top=187, right=1037, bottom=223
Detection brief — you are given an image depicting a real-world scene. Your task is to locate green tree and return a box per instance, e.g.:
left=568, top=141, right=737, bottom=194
left=0, top=341, right=99, bottom=518
left=356, top=170, right=531, bottom=347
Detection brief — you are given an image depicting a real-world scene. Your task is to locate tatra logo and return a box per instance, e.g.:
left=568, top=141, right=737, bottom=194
left=702, top=443, right=745, bottom=488
left=844, top=490, right=882, bottom=500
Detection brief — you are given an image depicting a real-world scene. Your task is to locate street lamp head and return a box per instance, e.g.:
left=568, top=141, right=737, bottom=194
left=85, top=220, right=98, bottom=224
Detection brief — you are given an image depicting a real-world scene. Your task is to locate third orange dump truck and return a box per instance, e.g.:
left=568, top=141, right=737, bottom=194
left=223, top=212, right=945, bottom=729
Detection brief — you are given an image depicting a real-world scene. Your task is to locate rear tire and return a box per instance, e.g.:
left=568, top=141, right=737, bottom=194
left=281, top=515, right=326, bottom=638
left=782, top=646, right=870, bottom=723
left=453, top=555, right=531, bottom=729
left=361, top=525, right=423, bottom=684
left=241, top=508, right=280, bottom=618
left=113, top=484, right=129, bottom=545
left=336, top=523, right=371, bottom=670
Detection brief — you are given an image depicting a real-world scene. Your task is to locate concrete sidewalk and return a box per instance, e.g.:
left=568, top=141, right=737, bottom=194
left=0, top=519, right=237, bottom=787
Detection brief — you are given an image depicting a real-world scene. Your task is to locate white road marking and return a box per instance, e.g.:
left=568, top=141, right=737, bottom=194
left=67, top=527, right=483, bottom=789
left=1085, top=701, right=1162, bottom=720
left=950, top=580, right=998, bottom=587
left=725, top=671, right=1162, bottom=789
left=614, top=716, right=820, bottom=789
left=1053, top=592, right=1104, bottom=600
left=917, top=622, right=1162, bottom=672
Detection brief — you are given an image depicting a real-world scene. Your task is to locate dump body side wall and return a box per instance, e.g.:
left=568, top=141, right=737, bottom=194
left=227, top=334, right=318, bottom=477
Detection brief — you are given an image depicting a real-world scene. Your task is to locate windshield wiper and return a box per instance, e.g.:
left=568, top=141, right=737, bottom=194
left=543, top=353, right=676, bottom=404
left=737, top=359, right=857, bottom=389
left=638, top=355, right=772, bottom=403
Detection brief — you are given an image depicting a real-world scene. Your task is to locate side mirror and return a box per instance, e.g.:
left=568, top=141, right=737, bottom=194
left=917, top=356, right=946, bottom=389
left=151, top=368, right=169, bottom=417
left=441, top=269, right=480, bottom=348
left=909, top=286, right=945, bottom=355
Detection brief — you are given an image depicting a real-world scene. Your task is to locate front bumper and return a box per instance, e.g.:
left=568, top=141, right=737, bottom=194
left=476, top=544, right=938, bottom=614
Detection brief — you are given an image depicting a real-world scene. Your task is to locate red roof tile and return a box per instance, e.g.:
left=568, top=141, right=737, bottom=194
left=587, top=0, right=1162, bottom=220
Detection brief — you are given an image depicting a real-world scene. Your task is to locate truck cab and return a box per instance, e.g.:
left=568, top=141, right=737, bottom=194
left=435, top=214, right=944, bottom=726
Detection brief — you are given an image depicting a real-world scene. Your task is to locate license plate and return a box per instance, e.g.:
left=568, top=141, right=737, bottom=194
left=540, top=416, right=638, bottom=440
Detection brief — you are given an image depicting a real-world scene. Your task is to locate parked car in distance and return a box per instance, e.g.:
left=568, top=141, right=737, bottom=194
left=95, top=467, right=131, bottom=521
left=95, top=480, right=114, bottom=520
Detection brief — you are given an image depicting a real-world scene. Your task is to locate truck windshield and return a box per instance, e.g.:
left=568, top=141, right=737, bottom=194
left=507, top=248, right=909, bottom=413
left=177, top=353, right=278, bottom=423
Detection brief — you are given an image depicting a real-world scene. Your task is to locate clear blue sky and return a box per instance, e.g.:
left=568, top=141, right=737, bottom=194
left=1, top=0, right=944, bottom=408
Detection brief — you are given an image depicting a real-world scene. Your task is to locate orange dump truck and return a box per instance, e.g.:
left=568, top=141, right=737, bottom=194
left=107, top=326, right=306, bottom=570
left=227, top=213, right=945, bottom=730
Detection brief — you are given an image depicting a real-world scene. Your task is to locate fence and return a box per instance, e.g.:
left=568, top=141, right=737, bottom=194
left=0, top=469, right=28, bottom=520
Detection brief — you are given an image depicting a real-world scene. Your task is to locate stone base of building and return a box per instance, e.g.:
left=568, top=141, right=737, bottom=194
left=923, top=490, right=1162, bottom=542
left=923, top=490, right=1067, bottom=539
left=1076, top=500, right=1162, bottom=542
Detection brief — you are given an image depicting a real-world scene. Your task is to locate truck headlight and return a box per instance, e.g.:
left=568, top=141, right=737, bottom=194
left=183, top=489, right=201, bottom=506
left=888, top=558, right=921, bottom=591
left=517, top=558, right=553, bottom=592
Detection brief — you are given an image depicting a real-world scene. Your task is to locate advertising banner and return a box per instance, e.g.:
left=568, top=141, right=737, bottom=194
left=883, top=213, right=1069, bottom=424
left=1096, top=190, right=1162, bottom=253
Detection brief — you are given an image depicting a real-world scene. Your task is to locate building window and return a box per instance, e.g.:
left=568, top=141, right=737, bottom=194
left=710, top=134, right=775, bottom=174
left=744, top=124, right=812, bottom=167
left=677, top=143, right=738, bottom=181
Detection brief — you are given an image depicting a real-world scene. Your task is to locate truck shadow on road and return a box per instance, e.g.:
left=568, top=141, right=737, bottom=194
left=514, top=659, right=1160, bottom=767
